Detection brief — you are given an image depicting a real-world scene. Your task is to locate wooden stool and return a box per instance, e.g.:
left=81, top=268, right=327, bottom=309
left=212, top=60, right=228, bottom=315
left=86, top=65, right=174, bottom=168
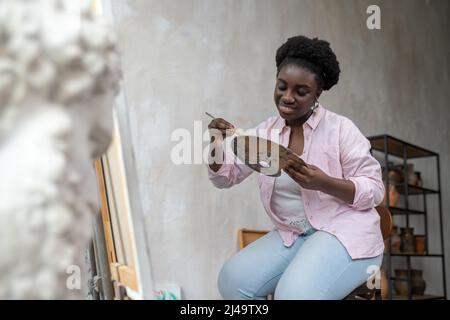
left=237, top=229, right=269, bottom=250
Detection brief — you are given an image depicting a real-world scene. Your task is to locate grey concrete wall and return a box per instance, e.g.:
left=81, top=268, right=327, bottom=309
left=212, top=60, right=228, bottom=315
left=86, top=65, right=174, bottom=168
left=110, top=0, right=450, bottom=299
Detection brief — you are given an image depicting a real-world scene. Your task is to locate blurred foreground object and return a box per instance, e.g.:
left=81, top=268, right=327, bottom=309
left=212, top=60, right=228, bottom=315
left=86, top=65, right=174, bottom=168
left=0, top=0, right=121, bottom=299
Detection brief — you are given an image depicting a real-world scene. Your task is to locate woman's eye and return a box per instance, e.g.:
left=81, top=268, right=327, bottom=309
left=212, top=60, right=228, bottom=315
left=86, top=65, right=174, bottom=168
left=277, top=85, right=286, bottom=91
left=298, top=91, right=308, bottom=96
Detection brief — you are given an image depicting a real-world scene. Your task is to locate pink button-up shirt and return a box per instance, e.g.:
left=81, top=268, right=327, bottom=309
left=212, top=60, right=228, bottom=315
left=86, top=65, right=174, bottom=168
left=208, top=105, right=385, bottom=259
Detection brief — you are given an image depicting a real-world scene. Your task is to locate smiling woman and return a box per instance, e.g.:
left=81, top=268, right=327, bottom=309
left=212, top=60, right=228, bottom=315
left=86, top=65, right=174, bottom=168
left=274, top=36, right=340, bottom=131
left=207, top=35, right=386, bottom=300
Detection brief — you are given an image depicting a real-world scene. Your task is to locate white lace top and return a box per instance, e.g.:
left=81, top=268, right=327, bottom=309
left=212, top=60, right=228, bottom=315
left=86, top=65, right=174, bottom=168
left=270, top=170, right=313, bottom=233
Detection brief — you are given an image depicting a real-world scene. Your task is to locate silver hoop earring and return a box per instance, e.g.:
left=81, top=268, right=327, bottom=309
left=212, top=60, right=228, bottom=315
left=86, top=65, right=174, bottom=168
left=311, top=100, right=319, bottom=111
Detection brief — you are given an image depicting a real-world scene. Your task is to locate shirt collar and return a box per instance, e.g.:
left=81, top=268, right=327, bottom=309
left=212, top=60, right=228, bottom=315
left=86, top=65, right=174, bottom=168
left=274, top=104, right=325, bottom=133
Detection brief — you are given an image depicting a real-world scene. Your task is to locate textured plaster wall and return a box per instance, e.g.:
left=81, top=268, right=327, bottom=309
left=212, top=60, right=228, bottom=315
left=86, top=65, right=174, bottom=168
left=110, top=0, right=450, bottom=299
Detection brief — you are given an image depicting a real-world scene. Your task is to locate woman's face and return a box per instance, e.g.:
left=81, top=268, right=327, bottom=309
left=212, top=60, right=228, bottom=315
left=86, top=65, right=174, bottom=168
left=274, top=64, right=321, bottom=123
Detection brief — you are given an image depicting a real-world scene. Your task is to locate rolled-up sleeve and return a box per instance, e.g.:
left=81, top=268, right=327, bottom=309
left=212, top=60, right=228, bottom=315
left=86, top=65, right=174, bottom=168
left=340, top=119, right=385, bottom=211
left=207, top=149, right=253, bottom=189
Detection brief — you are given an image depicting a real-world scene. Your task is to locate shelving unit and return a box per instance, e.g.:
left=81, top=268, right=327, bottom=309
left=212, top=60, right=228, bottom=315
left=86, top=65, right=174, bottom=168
left=368, top=134, right=447, bottom=300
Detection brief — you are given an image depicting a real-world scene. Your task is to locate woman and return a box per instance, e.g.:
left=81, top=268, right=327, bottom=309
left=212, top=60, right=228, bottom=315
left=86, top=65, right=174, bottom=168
left=207, top=35, right=384, bottom=300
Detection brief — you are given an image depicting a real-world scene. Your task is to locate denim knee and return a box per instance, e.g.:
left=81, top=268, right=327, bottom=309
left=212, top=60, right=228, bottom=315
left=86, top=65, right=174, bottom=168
left=218, top=258, right=256, bottom=300
left=217, top=260, right=239, bottom=299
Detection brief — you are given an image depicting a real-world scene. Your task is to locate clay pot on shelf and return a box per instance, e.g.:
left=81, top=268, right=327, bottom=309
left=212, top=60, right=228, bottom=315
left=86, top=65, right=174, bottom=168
left=416, top=172, right=423, bottom=187
left=382, top=184, right=400, bottom=207
left=388, top=168, right=403, bottom=184
left=393, top=269, right=427, bottom=297
left=414, top=235, right=427, bottom=255
left=409, top=173, right=419, bottom=186
left=400, top=227, right=415, bottom=253
left=394, top=269, right=409, bottom=296
left=390, top=184, right=400, bottom=207
left=387, top=225, right=402, bottom=254
left=407, top=164, right=418, bottom=186
left=411, top=269, right=426, bottom=296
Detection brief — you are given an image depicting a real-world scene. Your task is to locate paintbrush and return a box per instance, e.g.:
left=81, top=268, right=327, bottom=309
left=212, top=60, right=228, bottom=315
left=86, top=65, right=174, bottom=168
left=205, top=112, right=245, bottom=136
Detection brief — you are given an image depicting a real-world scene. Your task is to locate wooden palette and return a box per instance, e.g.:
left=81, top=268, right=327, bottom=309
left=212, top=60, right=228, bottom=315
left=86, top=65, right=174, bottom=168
left=231, top=135, right=307, bottom=177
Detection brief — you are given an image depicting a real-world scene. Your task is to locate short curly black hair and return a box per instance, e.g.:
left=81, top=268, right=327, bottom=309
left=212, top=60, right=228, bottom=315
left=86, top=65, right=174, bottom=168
left=276, top=35, right=341, bottom=91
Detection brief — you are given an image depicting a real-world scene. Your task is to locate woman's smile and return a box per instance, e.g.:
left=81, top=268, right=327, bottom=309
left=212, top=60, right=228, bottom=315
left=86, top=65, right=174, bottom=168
left=278, top=104, right=297, bottom=115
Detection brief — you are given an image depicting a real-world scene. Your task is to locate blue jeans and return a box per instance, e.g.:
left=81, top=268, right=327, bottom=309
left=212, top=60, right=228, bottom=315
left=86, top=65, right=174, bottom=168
left=218, top=229, right=383, bottom=300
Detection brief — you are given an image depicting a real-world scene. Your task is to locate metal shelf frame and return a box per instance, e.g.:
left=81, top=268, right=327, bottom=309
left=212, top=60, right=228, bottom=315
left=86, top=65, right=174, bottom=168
left=369, top=134, right=447, bottom=300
